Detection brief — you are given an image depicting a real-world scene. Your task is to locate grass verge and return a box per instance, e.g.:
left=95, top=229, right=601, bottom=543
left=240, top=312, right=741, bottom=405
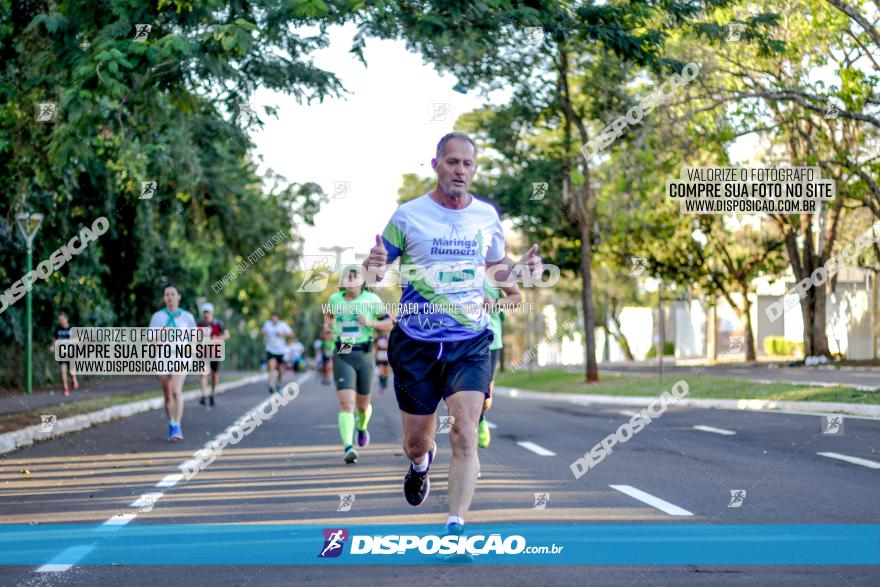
left=495, top=369, right=878, bottom=404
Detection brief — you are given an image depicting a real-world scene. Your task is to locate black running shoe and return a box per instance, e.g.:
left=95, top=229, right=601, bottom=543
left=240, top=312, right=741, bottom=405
left=199, top=397, right=207, bottom=406
left=209, top=395, right=215, bottom=407
left=403, top=441, right=436, bottom=506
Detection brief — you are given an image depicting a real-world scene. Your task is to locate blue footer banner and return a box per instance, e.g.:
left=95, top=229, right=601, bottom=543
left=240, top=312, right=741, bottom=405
left=1, top=524, right=878, bottom=565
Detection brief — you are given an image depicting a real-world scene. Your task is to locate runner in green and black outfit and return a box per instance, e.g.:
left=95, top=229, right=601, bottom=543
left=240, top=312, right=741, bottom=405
left=320, top=336, right=334, bottom=384
left=324, top=267, right=392, bottom=464
left=479, top=281, right=520, bottom=448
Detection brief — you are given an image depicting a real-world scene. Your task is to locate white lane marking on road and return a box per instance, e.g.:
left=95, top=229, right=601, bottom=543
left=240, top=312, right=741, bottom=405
left=619, top=410, right=639, bottom=417
left=486, top=421, right=497, bottom=429
left=35, top=373, right=311, bottom=573
left=692, top=425, right=736, bottom=436
left=517, top=441, right=556, bottom=456
left=816, top=452, right=880, bottom=470
left=156, top=473, right=183, bottom=488
left=610, top=484, right=694, bottom=516
left=129, top=492, right=164, bottom=510
left=95, top=513, right=137, bottom=531
left=36, top=545, right=95, bottom=572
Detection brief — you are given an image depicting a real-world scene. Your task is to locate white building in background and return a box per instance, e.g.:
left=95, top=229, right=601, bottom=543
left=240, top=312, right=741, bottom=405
left=680, top=266, right=877, bottom=360
left=531, top=265, right=878, bottom=367
left=535, top=305, right=584, bottom=366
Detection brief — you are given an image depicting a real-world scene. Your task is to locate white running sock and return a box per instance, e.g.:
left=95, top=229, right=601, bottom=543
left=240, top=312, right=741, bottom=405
left=446, top=515, right=464, bottom=527
left=411, top=453, right=429, bottom=473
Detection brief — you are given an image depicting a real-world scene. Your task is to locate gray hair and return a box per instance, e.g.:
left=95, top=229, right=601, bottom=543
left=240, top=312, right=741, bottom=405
left=435, top=132, right=477, bottom=160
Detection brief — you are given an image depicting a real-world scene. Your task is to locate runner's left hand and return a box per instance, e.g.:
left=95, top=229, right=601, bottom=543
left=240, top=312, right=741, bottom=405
left=519, top=244, right=542, bottom=277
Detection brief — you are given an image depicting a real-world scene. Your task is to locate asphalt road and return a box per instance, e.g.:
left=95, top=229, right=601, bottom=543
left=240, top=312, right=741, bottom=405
left=1, top=371, right=878, bottom=585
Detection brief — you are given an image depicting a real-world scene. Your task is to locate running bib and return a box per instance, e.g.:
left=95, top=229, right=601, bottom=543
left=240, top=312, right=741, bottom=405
left=326, top=291, right=383, bottom=345
left=380, top=193, right=505, bottom=342
left=339, top=321, right=362, bottom=341
left=433, top=265, right=478, bottom=295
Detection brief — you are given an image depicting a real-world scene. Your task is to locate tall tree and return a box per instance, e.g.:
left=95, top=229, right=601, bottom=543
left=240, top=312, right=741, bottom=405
left=682, top=0, right=876, bottom=356
left=0, top=0, right=359, bottom=385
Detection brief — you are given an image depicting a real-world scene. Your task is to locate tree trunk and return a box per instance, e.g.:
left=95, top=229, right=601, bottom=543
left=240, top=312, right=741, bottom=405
left=799, top=292, right=814, bottom=356
left=556, top=48, right=597, bottom=382
left=782, top=226, right=830, bottom=358
left=581, top=217, right=599, bottom=382
left=807, top=285, right=830, bottom=356
left=740, top=290, right=756, bottom=361
left=603, top=294, right=610, bottom=363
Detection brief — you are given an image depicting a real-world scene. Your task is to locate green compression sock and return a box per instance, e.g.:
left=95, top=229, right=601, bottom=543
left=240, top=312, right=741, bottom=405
left=338, top=411, right=355, bottom=446
left=357, top=404, right=373, bottom=431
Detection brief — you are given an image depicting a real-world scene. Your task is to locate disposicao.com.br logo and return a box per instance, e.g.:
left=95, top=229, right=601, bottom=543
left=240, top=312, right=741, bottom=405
left=318, top=528, right=563, bottom=558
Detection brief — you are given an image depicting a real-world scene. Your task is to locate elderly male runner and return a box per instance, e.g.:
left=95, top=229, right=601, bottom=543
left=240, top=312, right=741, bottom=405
left=365, top=132, right=541, bottom=535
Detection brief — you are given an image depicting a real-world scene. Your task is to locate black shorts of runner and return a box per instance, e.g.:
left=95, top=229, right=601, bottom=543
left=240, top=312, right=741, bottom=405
left=388, top=325, right=493, bottom=416
left=333, top=349, right=374, bottom=395
left=266, top=352, right=284, bottom=364
left=209, top=361, right=221, bottom=373
left=489, top=349, right=500, bottom=383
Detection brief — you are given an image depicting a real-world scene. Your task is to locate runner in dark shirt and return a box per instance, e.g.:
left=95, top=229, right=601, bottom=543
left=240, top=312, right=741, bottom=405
left=197, top=303, right=229, bottom=407
left=53, top=312, right=78, bottom=396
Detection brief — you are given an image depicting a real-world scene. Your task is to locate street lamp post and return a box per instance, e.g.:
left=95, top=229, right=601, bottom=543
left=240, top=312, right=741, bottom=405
left=15, top=212, right=44, bottom=395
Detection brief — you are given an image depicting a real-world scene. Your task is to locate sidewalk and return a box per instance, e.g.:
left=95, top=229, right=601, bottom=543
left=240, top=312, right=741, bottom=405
left=0, top=373, right=268, bottom=455
left=494, top=386, right=880, bottom=419
left=552, top=362, right=880, bottom=391
left=592, top=358, right=880, bottom=372
left=0, top=371, right=252, bottom=417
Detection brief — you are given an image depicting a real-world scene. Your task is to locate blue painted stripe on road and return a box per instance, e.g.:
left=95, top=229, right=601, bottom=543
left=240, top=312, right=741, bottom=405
left=4, top=524, right=879, bottom=565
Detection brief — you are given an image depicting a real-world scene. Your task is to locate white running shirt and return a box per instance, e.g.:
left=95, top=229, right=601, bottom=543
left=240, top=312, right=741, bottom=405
left=262, top=320, right=293, bottom=355
left=380, top=193, right=505, bottom=342
left=149, top=308, right=197, bottom=329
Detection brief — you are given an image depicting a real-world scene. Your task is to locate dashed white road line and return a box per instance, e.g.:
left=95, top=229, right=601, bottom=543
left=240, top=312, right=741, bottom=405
left=32, top=371, right=308, bottom=574
left=610, top=484, right=694, bottom=516
left=516, top=441, right=556, bottom=456
left=156, top=473, right=183, bottom=488
left=129, top=492, right=164, bottom=511
left=486, top=421, right=497, bottom=429
left=692, top=424, right=736, bottom=436
left=95, top=513, right=137, bottom=532
left=36, top=545, right=95, bottom=573
left=618, top=410, right=639, bottom=418
left=816, top=452, right=880, bottom=470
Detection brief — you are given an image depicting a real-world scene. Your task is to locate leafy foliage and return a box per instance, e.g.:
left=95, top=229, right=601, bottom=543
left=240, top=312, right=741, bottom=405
left=0, top=0, right=364, bottom=386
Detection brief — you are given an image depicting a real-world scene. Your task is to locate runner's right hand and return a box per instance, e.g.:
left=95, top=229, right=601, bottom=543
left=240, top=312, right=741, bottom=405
left=367, top=234, right=387, bottom=267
